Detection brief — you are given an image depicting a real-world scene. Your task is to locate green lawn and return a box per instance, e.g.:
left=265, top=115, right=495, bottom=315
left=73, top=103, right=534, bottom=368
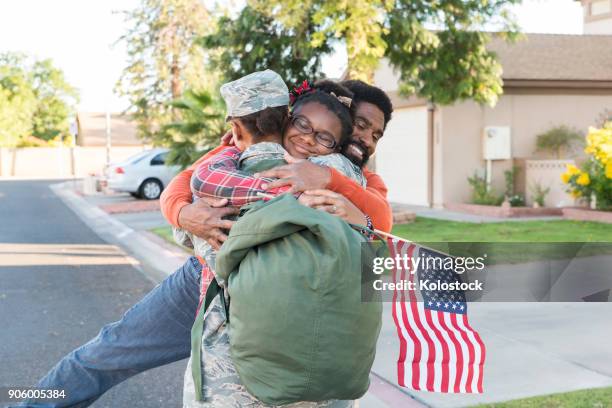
left=150, top=226, right=179, bottom=246
left=392, top=218, right=612, bottom=243
left=151, top=217, right=612, bottom=263
left=473, top=385, right=612, bottom=407
left=391, top=218, right=612, bottom=264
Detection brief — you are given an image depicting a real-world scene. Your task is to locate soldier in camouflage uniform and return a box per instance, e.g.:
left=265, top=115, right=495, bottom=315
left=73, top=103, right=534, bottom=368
left=179, top=70, right=363, bottom=407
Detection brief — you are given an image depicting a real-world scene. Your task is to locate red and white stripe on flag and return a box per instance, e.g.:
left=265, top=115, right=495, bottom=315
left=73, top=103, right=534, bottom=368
left=387, top=238, right=486, bottom=393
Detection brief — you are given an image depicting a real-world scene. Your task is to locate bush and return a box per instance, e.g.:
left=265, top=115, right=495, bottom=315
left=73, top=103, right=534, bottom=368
left=529, top=182, right=551, bottom=207
left=502, top=167, right=525, bottom=207
left=535, top=125, right=583, bottom=159
left=561, top=123, right=612, bottom=211
left=467, top=172, right=504, bottom=206
left=508, top=194, right=525, bottom=207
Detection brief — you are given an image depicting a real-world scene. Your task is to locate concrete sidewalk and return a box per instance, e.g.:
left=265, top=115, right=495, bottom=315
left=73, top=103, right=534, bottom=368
left=393, top=203, right=564, bottom=223
left=373, top=302, right=612, bottom=407
left=52, top=182, right=612, bottom=407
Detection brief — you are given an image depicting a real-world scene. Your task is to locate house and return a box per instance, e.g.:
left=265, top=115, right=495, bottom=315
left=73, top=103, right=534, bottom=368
left=582, top=0, right=612, bottom=34
left=373, top=2, right=612, bottom=208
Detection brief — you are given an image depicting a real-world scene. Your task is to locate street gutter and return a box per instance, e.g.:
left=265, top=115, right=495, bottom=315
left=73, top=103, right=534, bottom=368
left=50, top=181, right=189, bottom=283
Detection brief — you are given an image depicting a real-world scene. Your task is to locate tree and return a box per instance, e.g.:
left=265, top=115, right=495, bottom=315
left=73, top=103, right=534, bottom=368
left=30, top=59, right=79, bottom=140
left=115, top=0, right=216, bottom=143
left=0, top=54, right=37, bottom=147
left=161, top=89, right=225, bottom=169
left=385, top=0, right=520, bottom=106
left=163, top=4, right=334, bottom=166
left=201, top=5, right=332, bottom=86
left=0, top=53, right=78, bottom=147
left=252, top=0, right=521, bottom=106
left=251, top=0, right=388, bottom=83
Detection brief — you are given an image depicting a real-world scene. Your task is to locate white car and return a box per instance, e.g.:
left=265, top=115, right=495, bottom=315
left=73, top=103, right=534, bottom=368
left=105, top=148, right=181, bottom=200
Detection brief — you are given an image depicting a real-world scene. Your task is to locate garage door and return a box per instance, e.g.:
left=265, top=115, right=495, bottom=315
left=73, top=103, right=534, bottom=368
left=375, top=106, right=429, bottom=206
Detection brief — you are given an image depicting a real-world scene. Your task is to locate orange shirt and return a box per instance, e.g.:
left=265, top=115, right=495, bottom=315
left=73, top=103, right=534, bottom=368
left=160, top=145, right=393, bottom=233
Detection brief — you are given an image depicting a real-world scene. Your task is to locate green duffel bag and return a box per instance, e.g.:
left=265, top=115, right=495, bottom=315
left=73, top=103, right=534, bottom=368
left=214, top=194, right=382, bottom=405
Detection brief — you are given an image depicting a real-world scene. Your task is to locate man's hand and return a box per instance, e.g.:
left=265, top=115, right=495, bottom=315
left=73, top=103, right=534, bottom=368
left=177, top=197, right=239, bottom=250
left=255, top=153, right=331, bottom=194
left=298, top=189, right=367, bottom=225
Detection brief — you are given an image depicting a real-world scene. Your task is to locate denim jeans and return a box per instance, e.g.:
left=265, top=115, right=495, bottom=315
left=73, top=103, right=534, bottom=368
left=19, top=257, right=202, bottom=408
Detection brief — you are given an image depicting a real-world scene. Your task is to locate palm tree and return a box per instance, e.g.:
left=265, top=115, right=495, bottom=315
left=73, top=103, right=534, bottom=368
left=162, top=89, right=225, bottom=169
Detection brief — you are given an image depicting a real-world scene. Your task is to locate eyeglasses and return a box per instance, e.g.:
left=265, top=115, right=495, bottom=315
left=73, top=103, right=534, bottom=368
left=290, top=115, right=338, bottom=149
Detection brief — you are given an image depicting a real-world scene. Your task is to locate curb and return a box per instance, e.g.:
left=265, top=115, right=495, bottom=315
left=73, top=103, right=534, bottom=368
left=367, top=372, right=429, bottom=408
left=50, top=181, right=190, bottom=283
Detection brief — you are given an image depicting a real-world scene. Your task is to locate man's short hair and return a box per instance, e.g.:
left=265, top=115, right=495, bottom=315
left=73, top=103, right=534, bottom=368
left=340, top=80, right=393, bottom=129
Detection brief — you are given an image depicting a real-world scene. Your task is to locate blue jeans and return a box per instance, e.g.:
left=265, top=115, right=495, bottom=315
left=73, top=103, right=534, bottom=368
left=20, top=257, right=202, bottom=408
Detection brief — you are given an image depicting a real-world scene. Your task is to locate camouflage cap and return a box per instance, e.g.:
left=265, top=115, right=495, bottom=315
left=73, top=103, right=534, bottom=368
left=220, top=70, right=289, bottom=118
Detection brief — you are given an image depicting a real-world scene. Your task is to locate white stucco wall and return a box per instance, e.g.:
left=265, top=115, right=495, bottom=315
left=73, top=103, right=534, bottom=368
left=439, top=93, right=612, bottom=204
left=584, top=18, right=612, bottom=34
left=375, top=106, right=429, bottom=206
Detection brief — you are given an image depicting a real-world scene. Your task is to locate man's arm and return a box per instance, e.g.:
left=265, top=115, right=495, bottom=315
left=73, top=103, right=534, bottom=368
left=327, top=168, right=393, bottom=233
left=160, top=145, right=239, bottom=249
left=160, top=144, right=227, bottom=228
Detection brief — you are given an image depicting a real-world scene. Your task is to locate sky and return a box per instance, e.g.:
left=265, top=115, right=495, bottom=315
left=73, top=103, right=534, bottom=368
left=0, top=0, right=584, bottom=113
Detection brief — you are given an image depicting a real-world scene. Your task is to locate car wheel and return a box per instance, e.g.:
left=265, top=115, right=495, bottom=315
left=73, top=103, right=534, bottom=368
left=139, top=178, right=163, bottom=200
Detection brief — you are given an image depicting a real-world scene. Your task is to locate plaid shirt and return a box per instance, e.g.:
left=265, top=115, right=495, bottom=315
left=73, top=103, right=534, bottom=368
left=191, top=144, right=367, bottom=308
left=190, top=146, right=290, bottom=206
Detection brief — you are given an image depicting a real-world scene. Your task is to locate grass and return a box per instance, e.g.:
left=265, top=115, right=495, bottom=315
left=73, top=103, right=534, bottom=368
left=151, top=218, right=612, bottom=263
left=473, top=385, right=612, bottom=407
left=150, top=226, right=177, bottom=246
left=392, top=218, right=612, bottom=243
left=391, top=218, right=612, bottom=264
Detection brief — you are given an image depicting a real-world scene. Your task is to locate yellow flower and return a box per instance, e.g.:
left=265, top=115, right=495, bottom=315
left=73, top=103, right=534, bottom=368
left=566, top=164, right=580, bottom=175
left=600, top=143, right=611, bottom=161
left=585, top=126, right=612, bottom=163
left=570, top=190, right=582, bottom=198
left=561, top=172, right=571, bottom=183
left=576, top=172, right=590, bottom=186
left=606, top=160, right=612, bottom=179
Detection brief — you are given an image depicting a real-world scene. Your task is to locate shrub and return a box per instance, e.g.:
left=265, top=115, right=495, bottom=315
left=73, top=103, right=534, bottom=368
left=535, top=125, right=583, bottom=159
left=502, top=167, right=524, bottom=207
left=467, top=172, right=504, bottom=206
left=529, top=182, right=551, bottom=207
left=508, top=194, right=525, bottom=207
left=561, top=123, right=612, bottom=211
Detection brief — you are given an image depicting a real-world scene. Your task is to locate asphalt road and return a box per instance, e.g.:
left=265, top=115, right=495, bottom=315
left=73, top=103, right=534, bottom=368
left=0, top=180, right=185, bottom=407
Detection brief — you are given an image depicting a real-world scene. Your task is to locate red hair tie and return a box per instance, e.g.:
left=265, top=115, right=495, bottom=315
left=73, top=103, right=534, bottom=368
left=289, top=80, right=314, bottom=105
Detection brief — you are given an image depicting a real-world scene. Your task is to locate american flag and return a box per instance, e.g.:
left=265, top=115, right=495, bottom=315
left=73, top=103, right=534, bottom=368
left=387, top=237, right=486, bottom=393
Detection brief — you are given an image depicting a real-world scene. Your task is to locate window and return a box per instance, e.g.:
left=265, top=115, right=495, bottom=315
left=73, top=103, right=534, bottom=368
left=150, top=152, right=168, bottom=166
left=591, top=0, right=611, bottom=16
left=125, top=150, right=151, bottom=164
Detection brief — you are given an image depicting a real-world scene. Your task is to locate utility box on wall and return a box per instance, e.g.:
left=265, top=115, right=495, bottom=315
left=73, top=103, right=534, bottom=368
left=483, top=126, right=511, bottom=160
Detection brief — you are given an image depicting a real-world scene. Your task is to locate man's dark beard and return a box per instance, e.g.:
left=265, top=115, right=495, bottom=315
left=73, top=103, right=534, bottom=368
left=341, top=140, right=370, bottom=168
